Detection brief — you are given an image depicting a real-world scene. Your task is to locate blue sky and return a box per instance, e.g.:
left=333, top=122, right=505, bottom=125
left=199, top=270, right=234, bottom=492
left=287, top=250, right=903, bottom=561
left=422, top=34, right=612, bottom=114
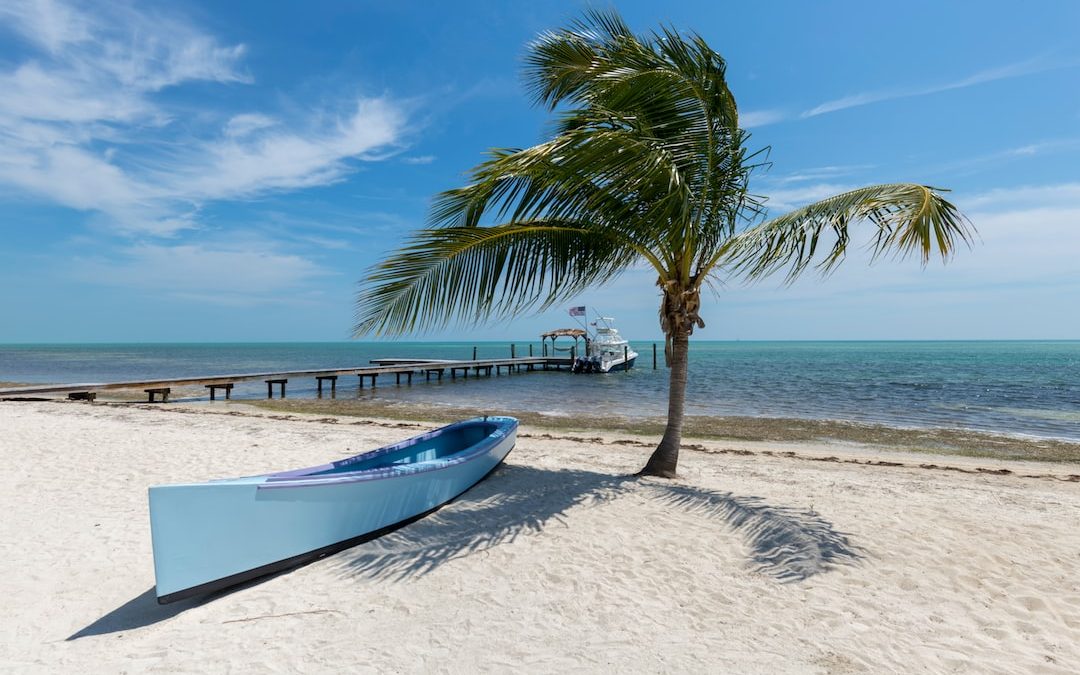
left=1, top=0, right=1078, bottom=342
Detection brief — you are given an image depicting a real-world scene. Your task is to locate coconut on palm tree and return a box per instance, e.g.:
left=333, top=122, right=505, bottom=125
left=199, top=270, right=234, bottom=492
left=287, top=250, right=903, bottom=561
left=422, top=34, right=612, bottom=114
left=354, top=11, right=973, bottom=478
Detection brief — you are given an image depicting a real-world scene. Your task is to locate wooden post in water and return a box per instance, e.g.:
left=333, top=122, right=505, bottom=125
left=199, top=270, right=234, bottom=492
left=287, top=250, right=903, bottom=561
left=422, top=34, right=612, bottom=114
left=653, top=343, right=657, bottom=369
left=529, top=344, right=533, bottom=357
left=315, top=375, right=337, bottom=398
left=511, top=343, right=516, bottom=359
left=624, top=345, right=629, bottom=371
left=472, top=346, right=477, bottom=360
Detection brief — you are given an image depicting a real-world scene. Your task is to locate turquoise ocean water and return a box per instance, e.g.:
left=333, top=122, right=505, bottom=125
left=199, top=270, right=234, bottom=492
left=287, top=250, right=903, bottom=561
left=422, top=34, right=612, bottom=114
left=1, top=341, right=1078, bottom=442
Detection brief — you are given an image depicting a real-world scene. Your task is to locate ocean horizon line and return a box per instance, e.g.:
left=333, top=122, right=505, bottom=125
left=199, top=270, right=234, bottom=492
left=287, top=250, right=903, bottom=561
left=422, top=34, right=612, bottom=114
left=1, top=338, right=1078, bottom=346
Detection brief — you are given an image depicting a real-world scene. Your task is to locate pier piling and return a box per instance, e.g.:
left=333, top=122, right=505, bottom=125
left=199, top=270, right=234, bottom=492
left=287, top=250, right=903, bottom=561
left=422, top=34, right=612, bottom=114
left=316, top=375, right=337, bottom=398
left=265, top=379, right=287, bottom=399
left=144, top=387, right=170, bottom=403
left=206, top=383, right=233, bottom=401
left=425, top=368, right=444, bottom=381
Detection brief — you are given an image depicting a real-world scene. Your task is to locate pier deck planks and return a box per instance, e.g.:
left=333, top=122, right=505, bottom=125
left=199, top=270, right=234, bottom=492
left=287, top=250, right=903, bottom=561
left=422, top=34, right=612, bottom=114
left=0, top=357, right=573, bottom=397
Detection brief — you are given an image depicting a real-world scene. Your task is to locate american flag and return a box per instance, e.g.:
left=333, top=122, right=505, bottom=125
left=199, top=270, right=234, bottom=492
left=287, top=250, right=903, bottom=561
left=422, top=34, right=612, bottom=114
left=568, top=306, right=586, bottom=317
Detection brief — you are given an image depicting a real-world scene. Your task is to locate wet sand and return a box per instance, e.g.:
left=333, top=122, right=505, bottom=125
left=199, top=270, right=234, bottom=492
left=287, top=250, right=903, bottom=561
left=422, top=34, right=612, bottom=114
left=247, top=398, right=1080, bottom=463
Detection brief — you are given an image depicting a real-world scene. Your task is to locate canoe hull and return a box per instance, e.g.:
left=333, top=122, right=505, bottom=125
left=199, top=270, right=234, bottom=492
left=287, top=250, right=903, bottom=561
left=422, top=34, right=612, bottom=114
left=149, top=417, right=516, bottom=603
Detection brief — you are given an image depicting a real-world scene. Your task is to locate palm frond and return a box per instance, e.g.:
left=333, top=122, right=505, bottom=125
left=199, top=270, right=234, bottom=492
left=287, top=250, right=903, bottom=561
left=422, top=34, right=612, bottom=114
left=354, top=222, right=639, bottom=336
left=524, top=9, right=638, bottom=109
left=722, top=184, right=974, bottom=282
left=428, top=127, right=694, bottom=262
left=520, top=14, right=755, bottom=275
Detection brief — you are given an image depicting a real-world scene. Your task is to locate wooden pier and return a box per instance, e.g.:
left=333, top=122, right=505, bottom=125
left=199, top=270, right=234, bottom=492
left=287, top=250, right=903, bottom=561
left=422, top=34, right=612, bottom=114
left=0, top=356, right=574, bottom=402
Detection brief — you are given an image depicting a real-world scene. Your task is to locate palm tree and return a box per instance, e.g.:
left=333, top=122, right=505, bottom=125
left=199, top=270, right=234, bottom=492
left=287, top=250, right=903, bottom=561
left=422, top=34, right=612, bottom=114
left=354, top=11, right=973, bottom=478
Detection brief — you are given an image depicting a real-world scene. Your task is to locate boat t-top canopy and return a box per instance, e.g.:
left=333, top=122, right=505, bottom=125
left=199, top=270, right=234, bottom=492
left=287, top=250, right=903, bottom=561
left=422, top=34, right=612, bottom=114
left=540, top=328, right=586, bottom=339
left=540, top=328, right=588, bottom=357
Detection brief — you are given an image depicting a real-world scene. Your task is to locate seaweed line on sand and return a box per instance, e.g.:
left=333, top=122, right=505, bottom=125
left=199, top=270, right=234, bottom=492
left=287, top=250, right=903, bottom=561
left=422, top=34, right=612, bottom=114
left=44, top=399, right=1080, bottom=483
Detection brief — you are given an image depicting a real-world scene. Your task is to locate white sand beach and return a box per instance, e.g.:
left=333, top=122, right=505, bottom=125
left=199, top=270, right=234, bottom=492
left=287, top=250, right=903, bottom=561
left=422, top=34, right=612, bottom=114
left=2, top=400, right=1079, bottom=673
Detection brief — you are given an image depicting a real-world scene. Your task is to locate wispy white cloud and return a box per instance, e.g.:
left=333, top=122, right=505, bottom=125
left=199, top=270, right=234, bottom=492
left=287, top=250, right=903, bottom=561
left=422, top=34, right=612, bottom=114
left=180, top=99, right=405, bottom=201
left=761, top=182, right=855, bottom=213
left=0, top=0, right=248, bottom=122
left=401, top=155, right=436, bottom=165
left=0, top=0, right=95, bottom=54
left=740, top=109, right=788, bottom=128
left=739, top=57, right=1067, bottom=129
left=764, top=164, right=876, bottom=186
left=257, top=208, right=417, bottom=240
left=921, top=138, right=1080, bottom=177
left=0, top=143, right=142, bottom=213
left=758, top=143, right=1080, bottom=215
left=0, top=0, right=408, bottom=236
left=224, top=113, right=278, bottom=138
left=72, top=240, right=331, bottom=305
left=754, top=166, right=879, bottom=214
left=960, top=181, right=1080, bottom=210
left=803, top=58, right=1063, bottom=118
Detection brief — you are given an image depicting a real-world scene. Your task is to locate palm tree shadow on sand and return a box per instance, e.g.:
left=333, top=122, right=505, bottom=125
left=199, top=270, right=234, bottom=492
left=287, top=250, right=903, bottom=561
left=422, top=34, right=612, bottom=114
left=647, top=482, right=863, bottom=581
left=335, top=464, right=863, bottom=583
left=70, top=463, right=862, bottom=639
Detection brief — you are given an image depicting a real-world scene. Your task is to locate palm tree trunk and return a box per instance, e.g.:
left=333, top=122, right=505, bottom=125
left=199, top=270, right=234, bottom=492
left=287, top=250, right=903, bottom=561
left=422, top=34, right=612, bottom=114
left=639, top=329, right=688, bottom=478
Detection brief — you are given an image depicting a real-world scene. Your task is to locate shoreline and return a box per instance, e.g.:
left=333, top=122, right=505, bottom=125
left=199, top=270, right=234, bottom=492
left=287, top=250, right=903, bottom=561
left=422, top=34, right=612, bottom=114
left=8, top=381, right=1080, bottom=462
left=242, top=397, right=1080, bottom=464
left=103, top=399, right=1080, bottom=483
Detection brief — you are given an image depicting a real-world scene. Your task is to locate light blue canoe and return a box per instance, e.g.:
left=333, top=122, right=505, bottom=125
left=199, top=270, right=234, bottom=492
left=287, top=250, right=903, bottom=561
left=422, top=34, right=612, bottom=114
left=149, top=416, right=517, bottom=603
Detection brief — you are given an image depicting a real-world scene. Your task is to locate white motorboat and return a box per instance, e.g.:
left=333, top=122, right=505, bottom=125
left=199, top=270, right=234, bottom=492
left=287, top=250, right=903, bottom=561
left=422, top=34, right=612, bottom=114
left=560, top=316, right=636, bottom=373
left=542, top=310, right=639, bottom=374
left=582, top=317, right=638, bottom=372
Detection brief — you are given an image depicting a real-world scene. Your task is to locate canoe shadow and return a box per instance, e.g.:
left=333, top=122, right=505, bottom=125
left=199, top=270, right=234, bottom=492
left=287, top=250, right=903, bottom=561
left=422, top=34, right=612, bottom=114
left=66, top=568, right=294, bottom=640
left=67, top=588, right=199, bottom=640
left=335, top=464, right=863, bottom=583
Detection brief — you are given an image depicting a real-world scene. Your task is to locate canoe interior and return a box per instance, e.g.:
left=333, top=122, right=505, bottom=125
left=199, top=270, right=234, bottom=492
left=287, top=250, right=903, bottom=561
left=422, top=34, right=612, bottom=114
left=309, top=421, right=499, bottom=476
